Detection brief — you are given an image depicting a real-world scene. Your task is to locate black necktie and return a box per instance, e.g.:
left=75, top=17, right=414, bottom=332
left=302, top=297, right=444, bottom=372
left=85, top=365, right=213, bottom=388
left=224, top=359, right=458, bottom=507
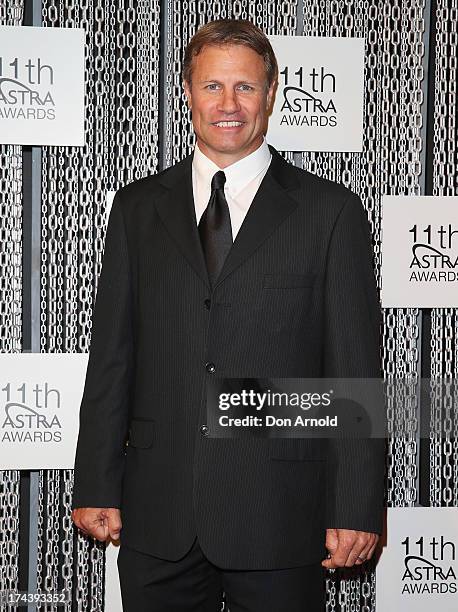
left=198, top=170, right=233, bottom=286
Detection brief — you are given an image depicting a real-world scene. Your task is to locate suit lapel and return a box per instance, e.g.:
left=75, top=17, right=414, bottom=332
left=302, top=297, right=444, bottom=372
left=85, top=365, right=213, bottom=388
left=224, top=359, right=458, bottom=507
left=213, top=145, right=301, bottom=289
left=154, top=143, right=301, bottom=292
left=154, top=155, right=211, bottom=289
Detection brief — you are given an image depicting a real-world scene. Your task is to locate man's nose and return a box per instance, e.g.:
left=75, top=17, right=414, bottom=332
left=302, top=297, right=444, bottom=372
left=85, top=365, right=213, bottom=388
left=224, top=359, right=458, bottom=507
left=218, top=89, right=240, bottom=113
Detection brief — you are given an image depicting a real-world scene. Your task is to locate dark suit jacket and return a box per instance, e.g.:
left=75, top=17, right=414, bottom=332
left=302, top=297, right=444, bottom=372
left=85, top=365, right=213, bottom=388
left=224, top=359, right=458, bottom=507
left=72, top=143, right=385, bottom=569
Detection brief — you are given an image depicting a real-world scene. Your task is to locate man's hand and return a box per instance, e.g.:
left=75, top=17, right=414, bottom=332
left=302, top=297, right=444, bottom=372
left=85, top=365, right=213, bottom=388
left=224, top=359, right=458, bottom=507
left=71, top=508, right=122, bottom=543
left=322, top=528, right=379, bottom=569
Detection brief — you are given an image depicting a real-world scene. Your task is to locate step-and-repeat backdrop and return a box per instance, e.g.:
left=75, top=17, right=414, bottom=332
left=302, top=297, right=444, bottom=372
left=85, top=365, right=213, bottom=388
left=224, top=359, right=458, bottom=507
left=1, top=1, right=457, bottom=611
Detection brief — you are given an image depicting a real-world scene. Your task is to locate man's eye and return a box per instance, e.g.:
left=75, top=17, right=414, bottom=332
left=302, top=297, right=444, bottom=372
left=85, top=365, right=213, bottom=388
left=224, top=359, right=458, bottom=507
left=205, top=84, right=253, bottom=91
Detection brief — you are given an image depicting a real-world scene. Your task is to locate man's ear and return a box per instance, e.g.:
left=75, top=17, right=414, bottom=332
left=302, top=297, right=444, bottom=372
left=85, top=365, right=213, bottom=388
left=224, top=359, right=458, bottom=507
left=266, top=79, right=277, bottom=111
left=183, top=80, right=192, bottom=109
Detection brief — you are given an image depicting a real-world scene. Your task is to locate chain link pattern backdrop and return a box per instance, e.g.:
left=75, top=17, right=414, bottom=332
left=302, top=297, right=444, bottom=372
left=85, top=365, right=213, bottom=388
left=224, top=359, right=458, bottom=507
left=429, top=0, right=458, bottom=512
left=1, top=0, right=457, bottom=610
left=0, top=1, right=25, bottom=609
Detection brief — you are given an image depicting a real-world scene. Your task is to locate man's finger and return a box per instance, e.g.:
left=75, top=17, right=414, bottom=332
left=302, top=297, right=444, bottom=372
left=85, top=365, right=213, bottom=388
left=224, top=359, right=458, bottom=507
left=100, top=508, right=122, bottom=541
left=345, top=533, right=377, bottom=567
left=355, top=534, right=379, bottom=564
left=107, top=516, right=122, bottom=541
left=323, top=535, right=354, bottom=568
left=90, top=521, right=109, bottom=542
left=80, top=512, right=108, bottom=541
left=365, top=537, right=379, bottom=561
left=321, top=529, right=339, bottom=567
left=77, top=524, right=103, bottom=540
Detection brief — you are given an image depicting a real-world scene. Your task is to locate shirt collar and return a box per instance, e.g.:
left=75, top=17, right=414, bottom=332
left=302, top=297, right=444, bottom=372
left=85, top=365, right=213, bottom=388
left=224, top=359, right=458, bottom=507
left=192, top=135, right=271, bottom=198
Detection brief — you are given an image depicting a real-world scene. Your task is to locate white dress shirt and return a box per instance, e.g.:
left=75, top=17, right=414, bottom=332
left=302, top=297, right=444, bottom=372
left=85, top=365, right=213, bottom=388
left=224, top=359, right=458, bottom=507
left=192, top=135, right=272, bottom=240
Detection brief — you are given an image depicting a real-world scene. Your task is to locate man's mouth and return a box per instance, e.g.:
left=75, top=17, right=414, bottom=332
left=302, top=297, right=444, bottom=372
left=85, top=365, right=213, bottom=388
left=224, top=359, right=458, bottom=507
left=211, top=121, right=245, bottom=128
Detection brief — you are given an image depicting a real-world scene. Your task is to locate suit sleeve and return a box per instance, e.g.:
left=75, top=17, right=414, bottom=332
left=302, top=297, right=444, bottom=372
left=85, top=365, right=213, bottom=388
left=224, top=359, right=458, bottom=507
left=322, top=192, right=386, bottom=534
left=72, top=191, right=133, bottom=510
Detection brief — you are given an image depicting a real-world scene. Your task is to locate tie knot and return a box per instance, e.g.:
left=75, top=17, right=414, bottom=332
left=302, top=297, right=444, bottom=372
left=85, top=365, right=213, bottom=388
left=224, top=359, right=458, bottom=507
left=211, top=170, right=226, bottom=191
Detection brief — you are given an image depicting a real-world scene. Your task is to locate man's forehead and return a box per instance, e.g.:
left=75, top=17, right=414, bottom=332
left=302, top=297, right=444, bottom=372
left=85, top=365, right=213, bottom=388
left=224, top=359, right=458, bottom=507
left=192, top=48, right=264, bottom=79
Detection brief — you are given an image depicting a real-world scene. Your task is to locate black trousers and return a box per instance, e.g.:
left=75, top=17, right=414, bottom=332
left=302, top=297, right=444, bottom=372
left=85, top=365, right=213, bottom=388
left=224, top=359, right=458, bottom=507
left=117, top=536, right=326, bottom=612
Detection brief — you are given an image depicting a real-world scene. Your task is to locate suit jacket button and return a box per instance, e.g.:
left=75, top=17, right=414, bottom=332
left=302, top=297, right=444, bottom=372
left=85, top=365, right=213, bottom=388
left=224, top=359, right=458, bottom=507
left=204, top=299, right=211, bottom=310
left=205, top=362, right=216, bottom=373
left=200, top=424, right=209, bottom=436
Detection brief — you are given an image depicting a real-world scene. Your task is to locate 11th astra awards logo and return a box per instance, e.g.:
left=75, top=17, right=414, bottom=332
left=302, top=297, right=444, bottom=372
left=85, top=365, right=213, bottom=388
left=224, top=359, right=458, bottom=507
left=409, top=224, right=458, bottom=282
left=278, top=65, right=337, bottom=127
left=0, top=56, right=55, bottom=120
left=401, top=536, right=456, bottom=595
left=1, top=382, right=62, bottom=443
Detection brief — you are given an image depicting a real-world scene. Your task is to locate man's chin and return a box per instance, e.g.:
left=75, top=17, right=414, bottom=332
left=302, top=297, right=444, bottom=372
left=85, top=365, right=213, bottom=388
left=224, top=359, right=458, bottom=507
left=201, top=135, right=255, bottom=154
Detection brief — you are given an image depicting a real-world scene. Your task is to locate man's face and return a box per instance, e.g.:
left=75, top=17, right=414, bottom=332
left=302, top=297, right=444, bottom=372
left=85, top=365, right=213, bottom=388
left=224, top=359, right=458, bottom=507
left=183, top=44, right=276, bottom=167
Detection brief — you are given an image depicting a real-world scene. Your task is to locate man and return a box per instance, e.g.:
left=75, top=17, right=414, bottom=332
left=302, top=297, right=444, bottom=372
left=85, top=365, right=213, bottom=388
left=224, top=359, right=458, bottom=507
left=72, top=18, right=385, bottom=612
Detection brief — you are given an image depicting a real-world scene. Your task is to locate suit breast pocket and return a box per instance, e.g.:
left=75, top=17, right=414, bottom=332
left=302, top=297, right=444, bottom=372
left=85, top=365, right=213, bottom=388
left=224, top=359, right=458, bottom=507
left=261, top=273, right=315, bottom=332
left=128, top=418, right=156, bottom=449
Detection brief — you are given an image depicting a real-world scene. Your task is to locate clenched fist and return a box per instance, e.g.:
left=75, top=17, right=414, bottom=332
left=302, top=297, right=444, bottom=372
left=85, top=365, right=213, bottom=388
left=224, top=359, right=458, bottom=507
left=71, top=507, right=122, bottom=543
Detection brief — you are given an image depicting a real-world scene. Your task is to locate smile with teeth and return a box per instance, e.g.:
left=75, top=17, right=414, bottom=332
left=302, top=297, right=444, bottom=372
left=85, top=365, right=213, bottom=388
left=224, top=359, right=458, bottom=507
left=213, top=121, right=244, bottom=127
